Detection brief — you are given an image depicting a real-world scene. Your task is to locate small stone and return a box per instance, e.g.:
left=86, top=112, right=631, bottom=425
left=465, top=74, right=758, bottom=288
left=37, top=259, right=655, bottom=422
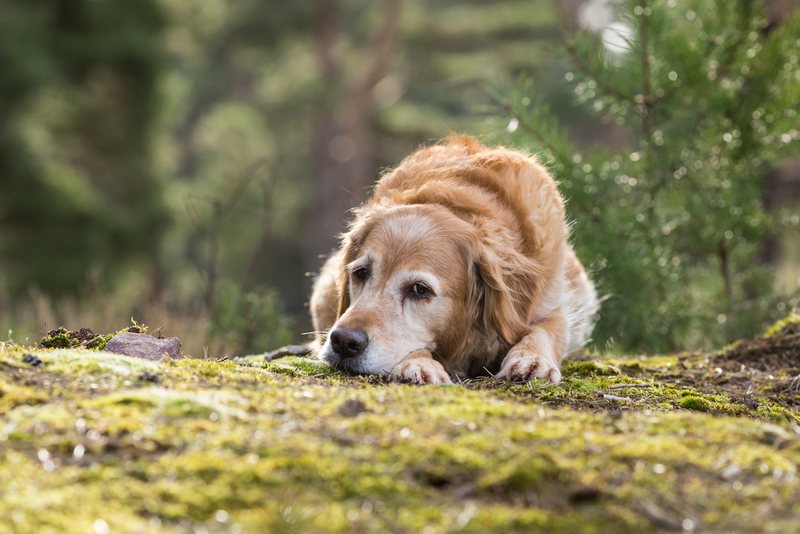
left=137, top=371, right=162, bottom=383
left=720, top=464, right=742, bottom=480
left=22, top=353, right=44, bottom=367
left=103, top=332, right=182, bottom=361
left=338, top=398, right=368, bottom=417
left=569, top=486, right=603, bottom=504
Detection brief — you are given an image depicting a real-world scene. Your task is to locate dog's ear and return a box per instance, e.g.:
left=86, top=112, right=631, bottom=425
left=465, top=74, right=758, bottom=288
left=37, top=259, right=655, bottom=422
left=473, top=246, right=542, bottom=344
left=336, top=213, right=372, bottom=318
left=336, top=269, right=351, bottom=318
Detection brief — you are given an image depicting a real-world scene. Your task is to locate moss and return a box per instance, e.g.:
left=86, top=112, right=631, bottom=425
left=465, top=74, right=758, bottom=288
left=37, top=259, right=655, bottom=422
left=476, top=454, right=566, bottom=495
left=38, top=320, right=147, bottom=351
left=38, top=328, right=78, bottom=349
left=262, top=358, right=337, bottom=377
left=562, top=360, right=620, bottom=377
left=679, top=395, right=711, bottom=411
left=763, top=313, right=800, bottom=339
left=2, top=336, right=800, bottom=533
left=718, top=403, right=751, bottom=417
left=618, top=361, right=644, bottom=374
left=0, top=379, right=50, bottom=411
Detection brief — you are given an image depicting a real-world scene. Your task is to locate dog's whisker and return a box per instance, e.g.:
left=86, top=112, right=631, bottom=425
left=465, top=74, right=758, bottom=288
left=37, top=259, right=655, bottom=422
left=301, top=330, right=328, bottom=336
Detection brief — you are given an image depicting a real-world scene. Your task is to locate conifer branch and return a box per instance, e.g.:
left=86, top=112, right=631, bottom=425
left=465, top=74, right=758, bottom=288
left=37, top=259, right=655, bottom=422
left=565, top=40, right=632, bottom=104
left=501, top=99, right=572, bottom=168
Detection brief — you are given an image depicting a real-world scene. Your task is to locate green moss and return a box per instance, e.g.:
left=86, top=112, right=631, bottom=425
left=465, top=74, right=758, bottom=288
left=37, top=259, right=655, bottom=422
left=718, top=403, right=751, bottom=417
left=262, top=358, right=336, bottom=377
left=38, top=328, right=78, bottom=349
left=679, top=395, right=711, bottom=411
left=618, top=361, right=644, bottom=374
left=752, top=402, right=800, bottom=424
left=37, top=319, right=148, bottom=351
left=2, top=337, right=800, bottom=533
left=0, top=379, right=50, bottom=411
left=477, top=454, right=566, bottom=494
left=562, top=360, right=620, bottom=377
left=763, top=313, right=800, bottom=338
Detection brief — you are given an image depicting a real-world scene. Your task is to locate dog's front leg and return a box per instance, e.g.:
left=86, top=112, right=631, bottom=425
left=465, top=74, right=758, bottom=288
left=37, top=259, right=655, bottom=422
left=389, top=349, right=452, bottom=385
left=496, top=312, right=568, bottom=384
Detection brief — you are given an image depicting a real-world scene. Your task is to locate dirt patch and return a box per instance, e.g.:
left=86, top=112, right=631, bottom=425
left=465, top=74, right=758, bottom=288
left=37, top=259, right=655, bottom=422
left=692, top=318, right=800, bottom=410
left=711, top=318, right=800, bottom=375
left=38, top=323, right=147, bottom=350
left=39, top=327, right=101, bottom=349
left=443, top=323, right=800, bottom=420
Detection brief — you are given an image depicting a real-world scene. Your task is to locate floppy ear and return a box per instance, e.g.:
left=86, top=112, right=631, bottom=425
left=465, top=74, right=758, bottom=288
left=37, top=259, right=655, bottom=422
left=474, top=246, right=543, bottom=344
left=335, top=213, right=373, bottom=318
left=336, top=269, right=351, bottom=318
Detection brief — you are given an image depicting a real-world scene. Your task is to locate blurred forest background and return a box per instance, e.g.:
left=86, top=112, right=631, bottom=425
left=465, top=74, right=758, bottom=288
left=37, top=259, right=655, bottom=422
left=1, top=0, right=798, bottom=357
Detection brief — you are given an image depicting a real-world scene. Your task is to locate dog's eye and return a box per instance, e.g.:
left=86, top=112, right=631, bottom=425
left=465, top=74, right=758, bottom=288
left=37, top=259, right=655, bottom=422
left=352, top=267, right=369, bottom=283
left=407, top=282, right=433, bottom=299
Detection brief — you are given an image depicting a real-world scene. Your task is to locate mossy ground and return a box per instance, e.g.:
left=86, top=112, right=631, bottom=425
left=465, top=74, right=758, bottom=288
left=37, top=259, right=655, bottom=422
left=2, top=319, right=800, bottom=533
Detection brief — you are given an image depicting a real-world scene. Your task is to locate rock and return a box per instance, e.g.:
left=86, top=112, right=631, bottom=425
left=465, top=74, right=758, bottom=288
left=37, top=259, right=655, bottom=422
left=103, top=332, right=182, bottom=361
left=22, top=353, right=44, bottom=367
left=137, top=371, right=162, bottom=383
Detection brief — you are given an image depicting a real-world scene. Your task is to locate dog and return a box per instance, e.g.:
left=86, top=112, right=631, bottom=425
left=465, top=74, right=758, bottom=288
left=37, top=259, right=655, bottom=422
left=310, top=135, right=598, bottom=385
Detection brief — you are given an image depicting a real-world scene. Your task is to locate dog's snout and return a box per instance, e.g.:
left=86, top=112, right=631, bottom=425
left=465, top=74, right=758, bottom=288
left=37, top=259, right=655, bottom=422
left=330, top=327, right=369, bottom=358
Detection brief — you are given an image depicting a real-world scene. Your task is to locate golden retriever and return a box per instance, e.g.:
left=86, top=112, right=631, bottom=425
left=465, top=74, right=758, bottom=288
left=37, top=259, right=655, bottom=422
left=310, top=135, right=598, bottom=384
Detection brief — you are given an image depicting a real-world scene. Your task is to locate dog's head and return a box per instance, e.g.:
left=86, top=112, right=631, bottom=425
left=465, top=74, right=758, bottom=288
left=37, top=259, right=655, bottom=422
left=318, top=203, right=540, bottom=376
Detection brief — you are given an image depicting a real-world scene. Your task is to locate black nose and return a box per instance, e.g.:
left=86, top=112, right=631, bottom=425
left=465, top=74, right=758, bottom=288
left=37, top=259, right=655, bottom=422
left=330, top=327, right=369, bottom=358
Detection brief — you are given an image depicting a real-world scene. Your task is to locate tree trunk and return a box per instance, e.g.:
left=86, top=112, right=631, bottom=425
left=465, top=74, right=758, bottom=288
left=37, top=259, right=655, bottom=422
left=305, top=0, right=404, bottom=274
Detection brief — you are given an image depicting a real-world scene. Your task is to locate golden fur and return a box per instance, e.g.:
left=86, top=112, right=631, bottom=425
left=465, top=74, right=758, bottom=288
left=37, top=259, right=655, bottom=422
left=310, top=135, right=598, bottom=384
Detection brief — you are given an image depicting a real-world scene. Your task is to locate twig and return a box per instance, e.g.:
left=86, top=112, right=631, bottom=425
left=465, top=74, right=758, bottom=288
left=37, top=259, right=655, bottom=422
left=264, top=345, right=313, bottom=361
left=637, top=501, right=684, bottom=532
left=603, top=394, right=633, bottom=402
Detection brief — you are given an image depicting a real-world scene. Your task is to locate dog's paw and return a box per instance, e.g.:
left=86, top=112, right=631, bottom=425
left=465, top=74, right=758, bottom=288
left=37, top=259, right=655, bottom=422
left=389, top=353, right=452, bottom=385
left=496, top=350, right=562, bottom=384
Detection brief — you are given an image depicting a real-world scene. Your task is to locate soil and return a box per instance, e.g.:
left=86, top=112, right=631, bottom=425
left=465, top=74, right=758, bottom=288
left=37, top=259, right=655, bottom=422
left=682, top=320, right=800, bottom=409
left=39, top=327, right=100, bottom=348
left=38, top=323, right=147, bottom=350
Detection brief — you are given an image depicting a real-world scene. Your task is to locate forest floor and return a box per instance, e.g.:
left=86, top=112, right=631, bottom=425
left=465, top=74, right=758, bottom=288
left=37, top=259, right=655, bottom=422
left=1, top=316, right=799, bottom=533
